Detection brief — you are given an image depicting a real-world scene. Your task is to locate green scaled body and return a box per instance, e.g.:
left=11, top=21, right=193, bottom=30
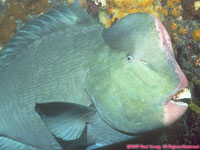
left=0, top=2, right=188, bottom=150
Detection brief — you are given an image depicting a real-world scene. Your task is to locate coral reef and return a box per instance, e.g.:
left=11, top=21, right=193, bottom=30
left=192, top=29, right=200, bottom=41
left=98, top=0, right=164, bottom=28
left=0, top=0, right=51, bottom=48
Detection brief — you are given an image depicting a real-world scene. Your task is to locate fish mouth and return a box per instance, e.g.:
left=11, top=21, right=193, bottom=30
left=163, top=87, right=191, bottom=126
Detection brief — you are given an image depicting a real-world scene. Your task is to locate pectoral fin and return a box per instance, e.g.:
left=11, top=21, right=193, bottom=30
left=35, top=102, right=95, bottom=141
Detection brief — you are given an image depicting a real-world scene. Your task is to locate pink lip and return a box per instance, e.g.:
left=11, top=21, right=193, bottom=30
left=164, top=100, right=188, bottom=126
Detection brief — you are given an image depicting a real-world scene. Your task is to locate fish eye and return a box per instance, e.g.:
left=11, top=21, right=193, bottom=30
left=125, top=54, right=135, bottom=63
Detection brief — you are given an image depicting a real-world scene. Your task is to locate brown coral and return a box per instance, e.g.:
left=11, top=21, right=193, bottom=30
left=0, top=0, right=51, bottom=48
left=192, top=29, right=200, bottom=41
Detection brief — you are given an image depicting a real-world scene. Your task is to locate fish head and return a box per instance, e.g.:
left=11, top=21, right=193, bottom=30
left=86, top=13, right=190, bottom=134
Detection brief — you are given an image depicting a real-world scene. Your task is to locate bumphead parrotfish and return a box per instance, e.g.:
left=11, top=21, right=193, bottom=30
left=0, top=2, right=191, bottom=150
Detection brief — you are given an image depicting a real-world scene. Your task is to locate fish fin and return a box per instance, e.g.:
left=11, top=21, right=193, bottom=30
left=55, top=126, right=88, bottom=150
left=35, top=102, right=95, bottom=141
left=0, top=3, right=96, bottom=73
left=86, top=112, right=135, bottom=150
left=0, top=136, right=39, bottom=150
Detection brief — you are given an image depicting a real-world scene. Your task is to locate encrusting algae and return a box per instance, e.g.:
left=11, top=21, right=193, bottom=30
left=194, top=54, right=200, bottom=67
left=0, top=0, right=50, bottom=48
left=95, top=0, right=199, bottom=47
left=194, top=0, right=200, bottom=10
left=189, top=99, right=200, bottom=114
left=178, top=26, right=186, bottom=35
left=192, top=29, right=200, bottom=41
left=99, top=0, right=164, bottom=28
left=171, top=6, right=181, bottom=17
left=171, top=22, right=178, bottom=31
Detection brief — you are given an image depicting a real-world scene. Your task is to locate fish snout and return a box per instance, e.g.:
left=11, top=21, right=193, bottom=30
left=175, top=63, right=188, bottom=90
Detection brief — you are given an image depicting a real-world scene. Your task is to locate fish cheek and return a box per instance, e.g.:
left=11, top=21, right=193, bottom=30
left=85, top=70, right=118, bottom=126
left=111, top=67, right=166, bottom=130
left=85, top=66, right=165, bottom=134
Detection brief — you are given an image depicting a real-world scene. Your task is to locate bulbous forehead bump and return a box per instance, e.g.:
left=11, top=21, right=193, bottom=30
left=102, top=13, right=157, bottom=51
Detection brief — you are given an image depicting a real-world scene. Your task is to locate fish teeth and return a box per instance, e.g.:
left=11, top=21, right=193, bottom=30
left=169, top=88, right=191, bottom=107
left=170, top=100, right=188, bottom=107
left=172, top=88, right=191, bottom=100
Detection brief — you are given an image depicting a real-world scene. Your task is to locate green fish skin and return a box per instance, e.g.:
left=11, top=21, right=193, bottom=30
left=0, top=3, right=188, bottom=150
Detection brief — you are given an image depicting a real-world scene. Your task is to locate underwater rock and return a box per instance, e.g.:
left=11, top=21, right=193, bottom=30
left=181, top=0, right=200, bottom=20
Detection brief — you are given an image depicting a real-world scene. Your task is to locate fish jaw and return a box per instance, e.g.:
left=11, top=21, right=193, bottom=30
left=164, top=100, right=188, bottom=126
left=163, top=87, right=191, bottom=126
